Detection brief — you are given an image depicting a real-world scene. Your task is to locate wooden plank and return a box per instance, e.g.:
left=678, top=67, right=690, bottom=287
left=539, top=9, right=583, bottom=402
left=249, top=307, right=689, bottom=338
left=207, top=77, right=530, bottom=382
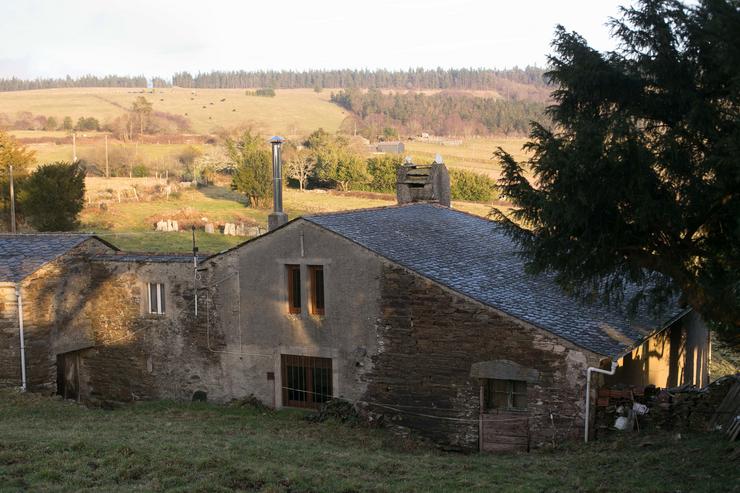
left=711, top=382, right=740, bottom=430
left=482, top=442, right=527, bottom=453
left=482, top=434, right=528, bottom=445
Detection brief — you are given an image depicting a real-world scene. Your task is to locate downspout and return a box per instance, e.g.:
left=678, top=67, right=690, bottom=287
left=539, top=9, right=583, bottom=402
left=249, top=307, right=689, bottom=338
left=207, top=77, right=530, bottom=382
left=584, top=360, right=618, bottom=443
left=15, top=285, right=27, bottom=392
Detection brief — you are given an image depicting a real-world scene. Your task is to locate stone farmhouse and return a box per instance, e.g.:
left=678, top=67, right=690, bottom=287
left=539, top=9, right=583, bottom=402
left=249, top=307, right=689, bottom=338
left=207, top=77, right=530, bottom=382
left=0, top=158, right=710, bottom=452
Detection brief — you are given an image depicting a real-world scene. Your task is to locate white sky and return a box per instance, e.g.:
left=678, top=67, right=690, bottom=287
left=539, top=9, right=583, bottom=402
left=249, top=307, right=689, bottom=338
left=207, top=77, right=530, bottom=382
left=0, top=0, right=632, bottom=79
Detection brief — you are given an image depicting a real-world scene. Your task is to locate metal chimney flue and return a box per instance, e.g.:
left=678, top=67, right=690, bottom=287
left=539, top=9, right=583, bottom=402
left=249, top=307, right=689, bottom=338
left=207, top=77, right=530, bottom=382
left=268, top=136, right=289, bottom=231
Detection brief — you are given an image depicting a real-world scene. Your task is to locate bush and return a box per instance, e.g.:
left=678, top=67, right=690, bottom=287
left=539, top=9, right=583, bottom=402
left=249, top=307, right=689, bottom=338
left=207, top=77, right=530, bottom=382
left=366, top=154, right=403, bottom=193
left=228, top=131, right=272, bottom=207
left=449, top=168, right=496, bottom=202
left=245, top=88, right=276, bottom=97
left=132, top=164, right=149, bottom=177
left=19, top=162, right=85, bottom=231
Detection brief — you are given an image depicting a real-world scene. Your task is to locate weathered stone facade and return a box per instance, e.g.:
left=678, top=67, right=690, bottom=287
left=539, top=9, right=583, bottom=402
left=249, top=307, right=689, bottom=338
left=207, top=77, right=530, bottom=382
left=360, top=263, right=601, bottom=450
left=0, top=238, right=112, bottom=392
left=0, top=220, right=709, bottom=452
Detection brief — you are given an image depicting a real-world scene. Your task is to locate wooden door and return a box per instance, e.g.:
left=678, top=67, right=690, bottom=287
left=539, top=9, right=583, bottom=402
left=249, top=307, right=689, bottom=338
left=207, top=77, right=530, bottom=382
left=480, top=411, right=529, bottom=452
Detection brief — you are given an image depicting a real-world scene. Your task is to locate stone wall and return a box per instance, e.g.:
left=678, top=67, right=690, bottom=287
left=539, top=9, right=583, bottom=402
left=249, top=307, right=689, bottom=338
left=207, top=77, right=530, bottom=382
left=0, top=239, right=114, bottom=392
left=0, top=284, right=21, bottom=387
left=361, top=263, right=603, bottom=451
left=73, top=258, right=223, bottom=402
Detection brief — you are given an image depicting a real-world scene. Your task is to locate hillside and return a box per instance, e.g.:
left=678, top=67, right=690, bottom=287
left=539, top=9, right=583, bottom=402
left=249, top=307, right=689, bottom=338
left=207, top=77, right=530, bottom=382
left=0, top=87, right=348, bottom=136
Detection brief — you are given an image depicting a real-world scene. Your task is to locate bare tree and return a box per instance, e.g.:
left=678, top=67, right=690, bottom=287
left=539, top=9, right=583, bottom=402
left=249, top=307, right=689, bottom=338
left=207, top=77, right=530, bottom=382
left=285, top=151, right=315, bottom=192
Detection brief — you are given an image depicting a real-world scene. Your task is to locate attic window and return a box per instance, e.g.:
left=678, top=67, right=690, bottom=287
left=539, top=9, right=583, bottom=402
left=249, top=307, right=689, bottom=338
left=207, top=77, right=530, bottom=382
left=148, top=283, right=166, bottom=315
left=484, top=379, right=527, bottom=411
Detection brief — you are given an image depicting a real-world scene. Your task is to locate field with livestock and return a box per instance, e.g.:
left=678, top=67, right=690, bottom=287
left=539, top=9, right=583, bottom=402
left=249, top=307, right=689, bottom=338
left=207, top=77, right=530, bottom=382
left=0, top=87, right=348, bottom=136
left=3, top=85, right=531, bottom=252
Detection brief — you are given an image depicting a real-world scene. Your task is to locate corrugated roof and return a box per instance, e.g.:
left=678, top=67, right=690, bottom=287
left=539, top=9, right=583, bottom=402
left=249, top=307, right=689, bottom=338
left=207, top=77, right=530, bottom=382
left=305, top=203, right=685, bottom=358
left=0, top=234, right=96, bottom=282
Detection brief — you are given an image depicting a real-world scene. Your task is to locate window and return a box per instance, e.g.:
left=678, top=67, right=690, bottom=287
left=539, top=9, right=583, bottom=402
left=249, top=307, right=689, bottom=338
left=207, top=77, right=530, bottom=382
left=281, top=354, right=333, bottom=409
left=484, top=379, right=527, bottom=411
left=148, top=283, right=165, bottom=315
left=286, top=265, right=301, bottom=314
left=309, top=265, right=325, bottom=315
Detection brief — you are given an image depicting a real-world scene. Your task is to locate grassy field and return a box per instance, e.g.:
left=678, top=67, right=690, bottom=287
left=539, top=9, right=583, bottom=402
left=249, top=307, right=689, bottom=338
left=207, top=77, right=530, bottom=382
left=0, top=87, right=348, bottom=136
left=406, top=137, right=530, bottom=180
left=27, top=141, right=208, bottom=170
left=80, top=179, right=495, bottom=253
left=0, top=389, right=735, bottom=492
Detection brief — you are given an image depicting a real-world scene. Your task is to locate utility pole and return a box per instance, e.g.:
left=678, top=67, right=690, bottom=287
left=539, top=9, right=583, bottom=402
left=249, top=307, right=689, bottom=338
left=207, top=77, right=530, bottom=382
left=192, top=225, right=198, bottom=317
left=9, top=165, right=16, bottom=234
left=72, top=132, right=77, bottom=162
left=105, top=134, right=109, bottom=178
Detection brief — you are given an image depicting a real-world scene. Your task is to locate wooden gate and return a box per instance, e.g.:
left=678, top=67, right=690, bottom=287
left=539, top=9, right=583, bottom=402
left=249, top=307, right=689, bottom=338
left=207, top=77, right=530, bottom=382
left=480, top=411, right=530, bottom=452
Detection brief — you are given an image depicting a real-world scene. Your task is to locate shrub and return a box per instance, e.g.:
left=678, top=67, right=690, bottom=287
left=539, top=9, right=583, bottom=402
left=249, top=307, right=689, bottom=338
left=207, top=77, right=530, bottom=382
left=245, top=88, right=276, bottom=97
left=132, top=164, right=149, bottom=177
left=366, top=154, right=403, bottom=193
left=449, top=168, right=496, bottom=202
left=19, top=162, right=85, bottom=231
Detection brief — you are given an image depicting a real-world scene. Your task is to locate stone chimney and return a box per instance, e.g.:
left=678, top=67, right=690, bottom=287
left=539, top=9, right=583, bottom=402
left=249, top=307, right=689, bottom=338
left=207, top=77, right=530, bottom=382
left=268, top=136, right=288, bottom=231
left=396, top=154, right=451, bottom=207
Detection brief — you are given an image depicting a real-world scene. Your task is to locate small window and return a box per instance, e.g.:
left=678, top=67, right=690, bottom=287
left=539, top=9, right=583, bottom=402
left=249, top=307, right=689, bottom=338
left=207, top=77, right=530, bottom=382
left=286, top=265, right=301, bottom=314
left=148, top=283, right=165, bottom=315
left=309, top=265, right=325, bottom=315
left=485, top=379, right=527, bottom=411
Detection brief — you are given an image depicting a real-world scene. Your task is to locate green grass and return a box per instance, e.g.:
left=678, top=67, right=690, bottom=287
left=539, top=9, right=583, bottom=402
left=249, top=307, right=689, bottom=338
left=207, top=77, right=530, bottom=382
left=0, top=389, right=735, bottom=492
left=81, top=182, right=399, bottom=253
left=406, top=137, right=531, bottom=180
left=0, top=87, right=348, bottom=136
left=79, top=178, right=499, bottom=253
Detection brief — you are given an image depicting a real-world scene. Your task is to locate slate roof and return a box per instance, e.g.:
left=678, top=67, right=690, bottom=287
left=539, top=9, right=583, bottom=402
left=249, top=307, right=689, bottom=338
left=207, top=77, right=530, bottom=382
left=0, top=234, right=99, bottom=282
left=305, top=204, right=687, bottom=359
left=93, top=253, right=195, bottom=263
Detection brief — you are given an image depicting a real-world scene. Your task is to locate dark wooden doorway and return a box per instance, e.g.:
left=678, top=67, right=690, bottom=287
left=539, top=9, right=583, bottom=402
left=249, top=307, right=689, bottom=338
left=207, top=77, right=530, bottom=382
left=479, top=382, right=530, bottom=452
left=56, top=351, right=80, bottom=401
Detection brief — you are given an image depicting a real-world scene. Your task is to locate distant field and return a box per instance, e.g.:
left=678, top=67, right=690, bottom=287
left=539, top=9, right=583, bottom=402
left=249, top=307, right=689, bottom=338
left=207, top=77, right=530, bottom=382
left=27, top=140, right=210, bottom=169
left=80, top=179, right=495, bottom=253
left=0, top=87, right=348, bottom=136
left=406, top=137, right=531, bottom=179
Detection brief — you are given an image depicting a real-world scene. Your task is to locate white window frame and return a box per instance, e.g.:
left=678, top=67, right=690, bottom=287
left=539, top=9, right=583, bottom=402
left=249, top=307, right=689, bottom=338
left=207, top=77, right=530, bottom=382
left=148, top=282, right=166, bottom=315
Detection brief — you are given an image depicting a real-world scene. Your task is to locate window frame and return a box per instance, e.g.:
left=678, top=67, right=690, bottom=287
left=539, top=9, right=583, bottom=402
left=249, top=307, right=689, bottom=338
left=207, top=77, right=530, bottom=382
left=280, top=354, right=333, bottom=409
left=484, top=378, right=527, bottom=412
left=308, top=265, right=325, bottom=316
left=286, top=264, right=301, bottom=314
left=148, top=282, right=166, bottom=315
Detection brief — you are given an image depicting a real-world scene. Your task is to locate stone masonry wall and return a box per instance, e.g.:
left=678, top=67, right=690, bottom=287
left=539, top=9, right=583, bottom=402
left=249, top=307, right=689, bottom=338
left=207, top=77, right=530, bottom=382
left=75, top=259, right=223, bottom=403
left=0, top=239, right=114, bottom=392
left=361, top=264, right=602, bottom=451
left=0, top=285, right=20, bottom=387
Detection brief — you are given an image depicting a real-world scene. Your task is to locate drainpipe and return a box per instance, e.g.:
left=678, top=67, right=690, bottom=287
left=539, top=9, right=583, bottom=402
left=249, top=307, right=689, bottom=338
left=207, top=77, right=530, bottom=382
left=15, top=285, right=27, bottom=392
left=584, top=360, right=618, bottom=443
